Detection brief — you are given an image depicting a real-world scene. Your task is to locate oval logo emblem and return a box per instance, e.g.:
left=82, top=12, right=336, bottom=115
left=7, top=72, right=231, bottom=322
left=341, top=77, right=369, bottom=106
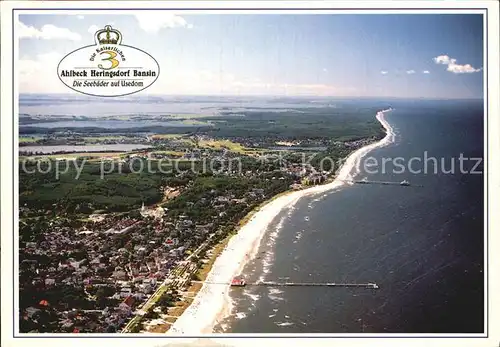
left=57, top=25, right=159, bottom=97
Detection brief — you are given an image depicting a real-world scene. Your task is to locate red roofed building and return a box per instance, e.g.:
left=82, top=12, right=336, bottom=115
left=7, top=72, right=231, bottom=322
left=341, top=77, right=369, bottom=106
left=230, top=277, right=246, bottom=287
left=122, top=295, right=135, bottom=307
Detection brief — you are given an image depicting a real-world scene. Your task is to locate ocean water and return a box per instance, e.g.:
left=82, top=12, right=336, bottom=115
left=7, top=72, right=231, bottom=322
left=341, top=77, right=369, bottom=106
left=218, top=99, right=484, bottom=334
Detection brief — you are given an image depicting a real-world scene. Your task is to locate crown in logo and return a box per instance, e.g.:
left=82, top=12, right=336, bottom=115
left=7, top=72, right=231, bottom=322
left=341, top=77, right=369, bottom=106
left=95, top=25, right=122, bottom=45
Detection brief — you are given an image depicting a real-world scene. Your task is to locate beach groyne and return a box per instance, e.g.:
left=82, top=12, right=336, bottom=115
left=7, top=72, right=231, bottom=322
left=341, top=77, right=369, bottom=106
left=167, top=109, right=395, bottom=335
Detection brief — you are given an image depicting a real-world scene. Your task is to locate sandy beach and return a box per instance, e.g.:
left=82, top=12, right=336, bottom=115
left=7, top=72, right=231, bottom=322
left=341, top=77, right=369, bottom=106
left=167, top=109, right=395, bottom=335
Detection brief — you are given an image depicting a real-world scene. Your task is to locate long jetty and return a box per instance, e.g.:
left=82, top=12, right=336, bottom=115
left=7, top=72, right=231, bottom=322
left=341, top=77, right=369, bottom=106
left=349, top=180, right=422, bottom=187
left=256, top=281, right=379, bottom=289
left=197, top=281, right=379, bottom=289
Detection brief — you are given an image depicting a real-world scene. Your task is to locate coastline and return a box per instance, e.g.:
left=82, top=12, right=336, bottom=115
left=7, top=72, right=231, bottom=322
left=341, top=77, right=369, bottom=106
left=166, top=108, right=396, bottom=335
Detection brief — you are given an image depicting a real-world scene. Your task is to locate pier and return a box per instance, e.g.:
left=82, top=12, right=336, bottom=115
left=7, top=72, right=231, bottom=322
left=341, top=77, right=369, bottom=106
left=255, top=281, right=379, bottom=289
left=349, top=179, right=422, bottom=187
left=196, top=280, right=379, bottom=289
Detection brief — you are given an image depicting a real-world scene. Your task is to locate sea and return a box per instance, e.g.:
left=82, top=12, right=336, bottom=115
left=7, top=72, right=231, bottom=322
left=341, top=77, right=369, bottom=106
left=216, top=99, right=485, bottom=334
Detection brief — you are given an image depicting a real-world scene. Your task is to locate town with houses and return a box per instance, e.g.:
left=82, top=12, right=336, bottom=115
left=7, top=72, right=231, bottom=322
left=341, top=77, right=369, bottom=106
left=18, top=133, right=380, bottom=333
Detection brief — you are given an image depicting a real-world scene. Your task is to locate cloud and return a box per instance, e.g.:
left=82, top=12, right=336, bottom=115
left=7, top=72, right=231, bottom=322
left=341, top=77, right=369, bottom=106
left=17, top=52, right=352, bottom=96
left=433, top=55, right=455, bottom=65
left=433, top=55, right=482, bottom=74
left=322, top=68, right=328, bottom=72
left=18, top=60, right=356, bottom=96
left=150, top=67, right=352, bottom=96
left=447, top=63, right=482, bottom=74
left=380, top=70, right=388, bottom=75
left=19, top=52, right=68, bottom=93
left=88, top=25, right=99, bottom=34
left=18, top=20, right=81, bottom=41
left=135, top=13, right=193, bottom=33
left=423, top=70, right=430, bottom=74
left=406, top=70, right=416, bottom=74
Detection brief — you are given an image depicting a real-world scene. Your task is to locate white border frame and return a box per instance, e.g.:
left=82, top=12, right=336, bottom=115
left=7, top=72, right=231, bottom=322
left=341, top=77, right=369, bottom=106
left=2, top=2, right=499, bottom=347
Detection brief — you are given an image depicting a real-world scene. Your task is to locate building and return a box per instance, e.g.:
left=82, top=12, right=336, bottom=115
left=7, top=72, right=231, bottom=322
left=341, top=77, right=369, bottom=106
left=230, top=277, right=246, bottom=287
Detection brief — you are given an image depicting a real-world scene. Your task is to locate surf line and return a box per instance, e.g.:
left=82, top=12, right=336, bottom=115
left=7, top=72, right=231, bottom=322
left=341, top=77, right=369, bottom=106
left=167, top=108, right=395, bottom=335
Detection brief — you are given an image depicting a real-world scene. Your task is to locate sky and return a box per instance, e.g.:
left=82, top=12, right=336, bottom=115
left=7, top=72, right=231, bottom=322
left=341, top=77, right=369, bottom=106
left=17, top=13, right=484, bottom=99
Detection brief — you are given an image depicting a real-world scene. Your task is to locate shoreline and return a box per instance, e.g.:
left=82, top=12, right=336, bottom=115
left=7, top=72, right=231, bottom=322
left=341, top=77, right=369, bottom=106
left=166, top=108, right=395, bottom=335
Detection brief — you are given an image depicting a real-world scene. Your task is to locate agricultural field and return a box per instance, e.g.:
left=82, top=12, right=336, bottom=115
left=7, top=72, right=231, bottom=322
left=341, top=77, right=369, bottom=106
left=19, top=136, right=42, bottom=143
left=150, top=134, right=185, bottom=140
left=198, top=139, right=262, bottom=155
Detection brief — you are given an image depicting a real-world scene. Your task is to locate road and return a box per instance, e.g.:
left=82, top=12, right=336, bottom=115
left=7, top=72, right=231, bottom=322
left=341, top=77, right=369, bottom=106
left=120, top=234, right=216, bottom=333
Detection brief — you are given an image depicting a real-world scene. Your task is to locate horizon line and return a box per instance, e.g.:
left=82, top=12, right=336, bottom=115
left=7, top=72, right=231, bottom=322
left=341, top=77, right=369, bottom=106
left=18, top=93, right=484, bottom=101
